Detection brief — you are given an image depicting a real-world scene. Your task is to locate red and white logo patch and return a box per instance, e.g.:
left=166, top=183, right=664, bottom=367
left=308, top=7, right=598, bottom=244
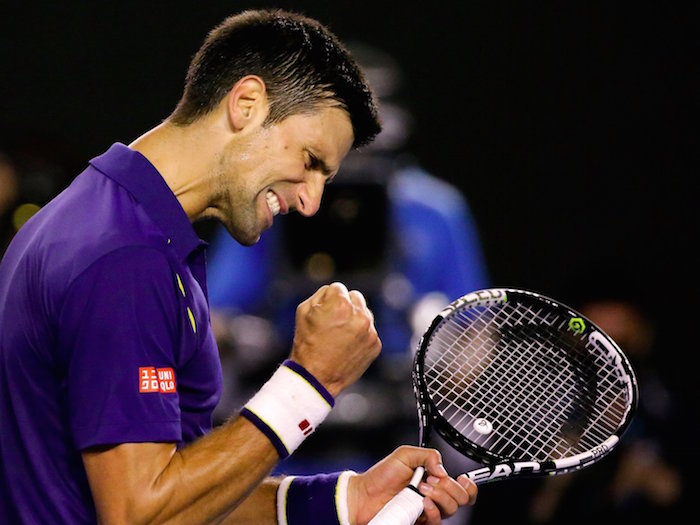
left=139, top=367, right=177, bottom=394
left=298, top=419, right=313, bottom=436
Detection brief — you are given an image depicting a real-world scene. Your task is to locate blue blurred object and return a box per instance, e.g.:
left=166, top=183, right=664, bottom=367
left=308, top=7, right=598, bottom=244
left=205, top=44, right=490, bottom=494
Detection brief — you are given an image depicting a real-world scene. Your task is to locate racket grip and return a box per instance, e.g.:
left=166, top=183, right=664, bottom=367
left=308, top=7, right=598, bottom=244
left=368, top=467, right=425, bottom=525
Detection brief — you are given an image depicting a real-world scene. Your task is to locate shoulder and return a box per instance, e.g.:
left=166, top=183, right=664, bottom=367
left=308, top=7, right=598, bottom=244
left=29, top=166, right=169, bottom=281
left=3, top=167, right=174, bottom=323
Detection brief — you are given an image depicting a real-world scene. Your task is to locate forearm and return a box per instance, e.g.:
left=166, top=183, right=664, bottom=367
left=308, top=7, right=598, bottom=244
left=86, top=283, right=382, bottom=525
left=85, top=416, right=280, bottom=525
left=155, top=417, right=279, bottom=524
left=219, top=477, right=280, bottom=525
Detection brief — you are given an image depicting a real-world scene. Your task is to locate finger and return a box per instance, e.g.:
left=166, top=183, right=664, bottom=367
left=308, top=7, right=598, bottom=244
left=457, top=474, right=478, bottom=505
left=326, top=281, right=350, bottom=301
left=349, top=290, right=376, bottom=321
left=308, top=284, right=330, bottom=306
left=418, top=476, right=469, bottom=515
left=393, top=446, right=446, bottom=478
left=419, top=497, right=442, bottom=525
left=422, top=450, right=448, bottom=479
left=348, top=289, right=367, bottom=309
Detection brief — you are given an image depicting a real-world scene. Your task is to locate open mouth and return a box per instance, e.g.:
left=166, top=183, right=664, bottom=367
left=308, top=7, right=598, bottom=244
left=266, top=190, right=281, bottom=216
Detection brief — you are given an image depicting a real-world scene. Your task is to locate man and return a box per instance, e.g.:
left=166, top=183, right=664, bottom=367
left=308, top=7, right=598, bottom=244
left=0, top=9, right=476, bottom=525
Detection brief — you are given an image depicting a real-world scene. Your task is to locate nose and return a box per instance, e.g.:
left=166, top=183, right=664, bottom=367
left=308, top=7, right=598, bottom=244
left=296, top=174, right=325, bottom=217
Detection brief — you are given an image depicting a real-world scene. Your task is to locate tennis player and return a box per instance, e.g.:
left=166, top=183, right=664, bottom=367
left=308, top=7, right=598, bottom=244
left=0, top=9, right=475, bottom=524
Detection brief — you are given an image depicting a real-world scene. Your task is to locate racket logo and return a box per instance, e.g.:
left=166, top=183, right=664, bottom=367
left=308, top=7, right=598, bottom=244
left=590, top=442, right=611, bottom=459
left=445, top=289, right=507, bottom=316
left=473, top=418, right=493, bottom=435
left=467, top=461, right=541, bottom=483
left=568, top=317, right=586, bottom=334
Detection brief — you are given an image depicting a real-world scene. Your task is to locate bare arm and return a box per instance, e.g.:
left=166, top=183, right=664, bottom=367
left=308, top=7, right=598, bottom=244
left=220, top=477, right=279, bottom=525
left=82, top=283, right=381, bottom=524
left=83, top=417, right=279, bottom=525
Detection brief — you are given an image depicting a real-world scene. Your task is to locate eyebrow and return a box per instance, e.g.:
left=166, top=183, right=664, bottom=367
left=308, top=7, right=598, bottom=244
left=307, top=149, right=336, bottom=181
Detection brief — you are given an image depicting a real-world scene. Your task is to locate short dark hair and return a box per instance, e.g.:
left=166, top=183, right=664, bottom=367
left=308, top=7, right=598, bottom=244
left=170, top=9, right=381, bottom=148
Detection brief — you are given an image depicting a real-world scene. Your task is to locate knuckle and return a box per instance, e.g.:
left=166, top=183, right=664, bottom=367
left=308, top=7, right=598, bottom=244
left=396, top=444, right=412, bottom=456
left=372, top=337, right=382, bottom=356
left=445, top=500, right=458, bottom=516
left=349, top=289, right=367, bottom=305
left=356, top=314, right=372, bottom=332
left=428, top=448, right=443, bottom=465
left=348, top=288, right=362, bottom=298
left=335, top=298, right=353, bottom=317
left=329, top=281, right=348, bottom=294
left=453, top=483, right=470, bottom=505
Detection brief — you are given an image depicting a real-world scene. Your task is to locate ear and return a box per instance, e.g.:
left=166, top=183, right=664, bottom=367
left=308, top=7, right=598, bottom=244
left=227, top=75, right=268, bottom=131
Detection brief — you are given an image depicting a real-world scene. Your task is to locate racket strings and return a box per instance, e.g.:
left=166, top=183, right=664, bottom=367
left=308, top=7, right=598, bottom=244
left=424, top=302, right=630, bottom=462
left=446, top=304, right=616, bottom=456
left=428, top=306, right=582, bottom=459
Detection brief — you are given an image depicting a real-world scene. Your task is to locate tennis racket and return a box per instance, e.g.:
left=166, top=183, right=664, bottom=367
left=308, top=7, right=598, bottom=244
left=369, top=288, right=638, bottom=525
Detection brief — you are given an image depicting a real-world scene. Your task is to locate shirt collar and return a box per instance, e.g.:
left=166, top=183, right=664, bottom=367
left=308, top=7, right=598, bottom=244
left=89, top=142, right=205, bottom=260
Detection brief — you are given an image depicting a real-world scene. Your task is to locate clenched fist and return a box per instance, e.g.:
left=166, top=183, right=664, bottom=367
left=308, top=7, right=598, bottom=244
left=290, top=282, right=382, bottom=397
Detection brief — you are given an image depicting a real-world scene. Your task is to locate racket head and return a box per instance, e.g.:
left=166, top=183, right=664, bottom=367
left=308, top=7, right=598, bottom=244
left=413, top=288, right=638, bottom=479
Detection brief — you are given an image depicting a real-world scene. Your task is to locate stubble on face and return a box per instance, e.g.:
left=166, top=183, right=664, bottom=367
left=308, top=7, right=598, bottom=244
left=209, top=105, right=354, bottom=247
left=211, top=132, right=267, bottom=246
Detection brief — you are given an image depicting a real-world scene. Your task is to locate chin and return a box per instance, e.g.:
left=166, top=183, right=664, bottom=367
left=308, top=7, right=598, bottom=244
left=221, top=222, right=261, bottom=247
left=238, top=235, right=261, bottom=247
left=231, top=230, right=261, bottom=246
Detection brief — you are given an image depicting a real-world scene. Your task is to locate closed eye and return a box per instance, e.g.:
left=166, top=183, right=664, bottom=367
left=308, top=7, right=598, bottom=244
left=305, top=151, right=336, bottom=184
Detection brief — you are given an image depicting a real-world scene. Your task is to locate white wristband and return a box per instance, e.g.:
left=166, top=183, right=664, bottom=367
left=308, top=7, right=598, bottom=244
left=276, top=475, right=296, bottom=525
left=335, top=470, right=357, bottom=525
left=241, top=360, right=334, bottom=458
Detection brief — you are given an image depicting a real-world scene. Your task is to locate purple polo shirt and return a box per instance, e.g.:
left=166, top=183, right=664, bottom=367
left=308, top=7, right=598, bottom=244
left=0, top=143, right=222, bottom=523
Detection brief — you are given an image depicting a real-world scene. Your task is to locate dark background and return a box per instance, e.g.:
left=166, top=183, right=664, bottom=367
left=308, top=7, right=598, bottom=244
left=2, top=0, right=696, bottom=358
left=2, top=0, right=696, bottom=394
left=2, top=1, right=695, bottom=292
left=1, top=1, right=697, bottom=521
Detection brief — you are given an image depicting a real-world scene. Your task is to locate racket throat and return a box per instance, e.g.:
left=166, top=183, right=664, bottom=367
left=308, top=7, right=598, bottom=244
left=418, top=423, right=432, bottom=448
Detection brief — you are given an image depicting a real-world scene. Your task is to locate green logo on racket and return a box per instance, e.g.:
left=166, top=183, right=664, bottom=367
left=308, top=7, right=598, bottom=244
left=569, top=317, right=586, bottom=334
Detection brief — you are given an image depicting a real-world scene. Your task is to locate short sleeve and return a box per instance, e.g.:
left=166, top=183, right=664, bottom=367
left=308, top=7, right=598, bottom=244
left=58, top=245, right=183, bottom=449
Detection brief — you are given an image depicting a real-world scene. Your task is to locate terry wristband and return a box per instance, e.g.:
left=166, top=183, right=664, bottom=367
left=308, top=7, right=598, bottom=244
left=277, top=471, right=357, bottom=525
left=240, top=359, right=334, bottom=458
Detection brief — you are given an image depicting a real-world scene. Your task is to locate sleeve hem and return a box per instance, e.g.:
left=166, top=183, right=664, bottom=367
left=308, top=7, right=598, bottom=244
left=73, top=419, right=182, bottom=450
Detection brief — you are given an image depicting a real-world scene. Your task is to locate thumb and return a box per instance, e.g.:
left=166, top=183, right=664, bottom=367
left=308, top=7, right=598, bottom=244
left=395, top=446, right=449, bottom=479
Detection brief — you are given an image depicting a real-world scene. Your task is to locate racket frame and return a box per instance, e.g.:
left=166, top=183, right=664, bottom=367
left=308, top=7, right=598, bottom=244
left=413, top=288, right=639, bottom=484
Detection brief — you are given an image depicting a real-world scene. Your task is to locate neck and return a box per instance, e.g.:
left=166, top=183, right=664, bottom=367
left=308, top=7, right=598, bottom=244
left=129, top=117, right=224, bottom=222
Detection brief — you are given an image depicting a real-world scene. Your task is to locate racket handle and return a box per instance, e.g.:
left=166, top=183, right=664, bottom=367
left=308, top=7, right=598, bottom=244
left=368, top=467, right=425, bottom=525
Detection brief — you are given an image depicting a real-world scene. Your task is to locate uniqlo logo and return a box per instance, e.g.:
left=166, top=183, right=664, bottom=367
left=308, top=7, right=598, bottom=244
left=139, top=367, right=177, bottom=394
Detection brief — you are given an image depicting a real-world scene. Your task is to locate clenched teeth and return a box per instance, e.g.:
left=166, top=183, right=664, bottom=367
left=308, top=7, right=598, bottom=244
left=266, top=190, right=280, bottom=216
